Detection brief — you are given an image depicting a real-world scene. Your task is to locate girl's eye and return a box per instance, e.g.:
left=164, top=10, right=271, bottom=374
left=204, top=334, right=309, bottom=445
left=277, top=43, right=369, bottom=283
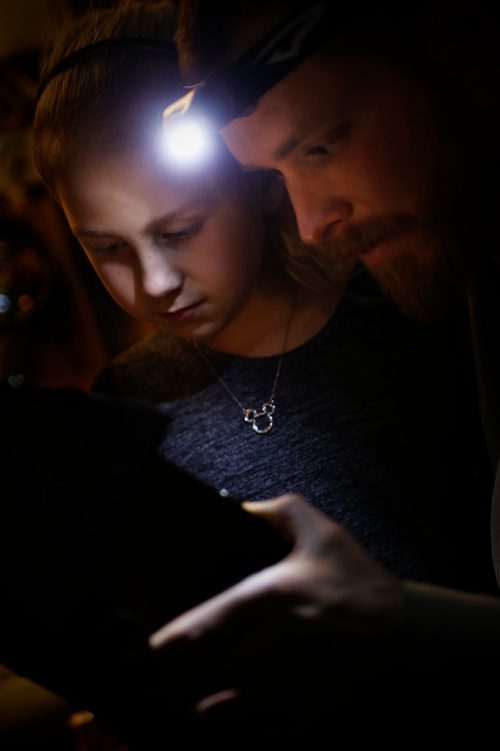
left=86, top=240, right=124, bottom=256
left=160, top=219, right=204, bottom=244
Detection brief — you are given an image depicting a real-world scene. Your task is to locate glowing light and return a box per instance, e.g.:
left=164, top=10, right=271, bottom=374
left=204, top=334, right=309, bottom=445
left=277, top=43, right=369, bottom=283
left=161, top=117, right=214, bottom=168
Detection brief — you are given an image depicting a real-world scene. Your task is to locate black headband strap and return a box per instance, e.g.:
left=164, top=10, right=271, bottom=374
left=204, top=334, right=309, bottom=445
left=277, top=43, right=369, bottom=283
left=167, top=1, right=330, bottom=128
left=36, top=37, right=177, bottom=102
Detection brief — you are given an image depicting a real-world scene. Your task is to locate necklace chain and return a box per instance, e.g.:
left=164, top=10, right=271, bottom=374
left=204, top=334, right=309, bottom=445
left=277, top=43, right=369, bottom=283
left=194, top=292, right=295, bottom=435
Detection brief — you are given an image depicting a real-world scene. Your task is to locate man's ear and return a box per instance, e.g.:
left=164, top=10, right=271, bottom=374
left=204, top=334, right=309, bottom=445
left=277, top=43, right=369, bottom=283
left=262, top=172, right=286, bottom=214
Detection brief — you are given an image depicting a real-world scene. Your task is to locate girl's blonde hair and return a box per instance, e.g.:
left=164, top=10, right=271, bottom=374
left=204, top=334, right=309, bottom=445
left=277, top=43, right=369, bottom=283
left=34, top=0, right=344, bottom=294
left=34, top=0, right=179, bottom=187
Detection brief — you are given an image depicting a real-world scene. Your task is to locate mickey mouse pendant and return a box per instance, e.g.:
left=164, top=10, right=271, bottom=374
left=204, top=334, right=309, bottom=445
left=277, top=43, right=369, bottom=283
left=244, top=400, right=275, bottom=434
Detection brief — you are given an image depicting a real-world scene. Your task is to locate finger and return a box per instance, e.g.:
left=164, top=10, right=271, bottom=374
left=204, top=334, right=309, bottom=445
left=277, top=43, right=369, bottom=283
left=148, top=560, right=289, bottom=650
left=194, top=688, right=240, bottom=715
left=192, top=669, right=345, bottom=740
left=243, top=492, right=342, bottom=553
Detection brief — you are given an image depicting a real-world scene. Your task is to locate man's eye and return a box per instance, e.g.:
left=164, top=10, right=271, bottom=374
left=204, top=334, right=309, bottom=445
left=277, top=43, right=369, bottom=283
left=305, top=124, right=349, bottom=161
left=272, top=169, right=285, bottom=181
left=264, top=168, right=285, bottom=183
left=306, top=144, right=331, bottom=158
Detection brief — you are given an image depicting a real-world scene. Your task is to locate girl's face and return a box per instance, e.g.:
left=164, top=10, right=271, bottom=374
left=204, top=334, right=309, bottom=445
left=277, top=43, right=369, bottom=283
left=56, top=144, right=282, bottom=349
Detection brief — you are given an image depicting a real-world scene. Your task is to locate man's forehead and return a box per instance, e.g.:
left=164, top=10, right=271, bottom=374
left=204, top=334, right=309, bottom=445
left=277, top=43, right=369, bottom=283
left=221, top=55, right=359, bottom=164
left=169, top=5, right=386, bottom=171
left=221, top=100, right=326, bottom=169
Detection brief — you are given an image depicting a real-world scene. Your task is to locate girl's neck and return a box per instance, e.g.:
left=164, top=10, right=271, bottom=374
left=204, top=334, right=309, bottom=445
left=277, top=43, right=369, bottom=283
left=202, top=274, right=348, bottom=358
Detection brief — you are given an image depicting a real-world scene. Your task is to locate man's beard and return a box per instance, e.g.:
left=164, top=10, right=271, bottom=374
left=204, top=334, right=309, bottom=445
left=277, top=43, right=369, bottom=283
left=311, top=213, right=467, bottom=320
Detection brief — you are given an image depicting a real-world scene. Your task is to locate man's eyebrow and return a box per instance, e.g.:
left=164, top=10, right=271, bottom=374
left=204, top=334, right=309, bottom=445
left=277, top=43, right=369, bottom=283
left=270, top=98, right=354, bottom=162
left=272, top=131, right=305, bottom=162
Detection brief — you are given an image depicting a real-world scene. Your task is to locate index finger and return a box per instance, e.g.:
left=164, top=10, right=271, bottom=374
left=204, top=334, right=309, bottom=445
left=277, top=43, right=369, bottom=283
left=149, top=560, right=289, bottom=650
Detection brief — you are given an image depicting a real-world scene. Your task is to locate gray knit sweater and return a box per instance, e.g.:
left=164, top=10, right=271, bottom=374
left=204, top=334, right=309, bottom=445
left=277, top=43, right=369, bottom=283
left=95, top=280, right=496, bottom=593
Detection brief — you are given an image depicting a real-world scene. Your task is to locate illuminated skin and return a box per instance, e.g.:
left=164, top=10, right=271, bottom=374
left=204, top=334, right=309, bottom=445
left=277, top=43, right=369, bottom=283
left=55, top=144, right=337, bottom=356
left=221, top=54, right=451, bottom=314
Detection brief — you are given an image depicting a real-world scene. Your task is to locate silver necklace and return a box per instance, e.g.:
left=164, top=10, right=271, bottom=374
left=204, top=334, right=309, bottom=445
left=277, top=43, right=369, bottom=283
left=194, top=294, right=295, bottom=435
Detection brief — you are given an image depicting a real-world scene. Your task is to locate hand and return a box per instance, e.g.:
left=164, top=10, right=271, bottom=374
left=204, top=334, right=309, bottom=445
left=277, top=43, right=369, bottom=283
left=149, top=493, right=403, bottom=731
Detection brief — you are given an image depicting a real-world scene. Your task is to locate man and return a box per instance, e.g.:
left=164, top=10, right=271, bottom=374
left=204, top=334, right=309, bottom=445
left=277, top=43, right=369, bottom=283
left=148, top=0, right=500, bottom=737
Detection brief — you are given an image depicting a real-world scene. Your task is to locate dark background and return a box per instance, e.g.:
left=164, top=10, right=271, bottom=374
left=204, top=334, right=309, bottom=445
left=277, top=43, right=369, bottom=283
left=0, top=0, right=155, bottom=392
left=1, top=1, right=499, bottom=748
left=0, top=4, right=153, bottom=749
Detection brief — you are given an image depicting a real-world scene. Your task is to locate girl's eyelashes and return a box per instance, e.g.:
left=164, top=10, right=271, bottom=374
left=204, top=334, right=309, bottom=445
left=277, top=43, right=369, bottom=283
left=84, top=239, right=125, bottom=256
left=80, top=218, right=205, bottom=255
left=159, top=218, right=204, bottom=244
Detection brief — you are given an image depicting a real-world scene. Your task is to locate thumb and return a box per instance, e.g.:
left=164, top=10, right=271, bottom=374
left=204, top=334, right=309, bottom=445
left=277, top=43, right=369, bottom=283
left=242, top=493, right=332, bottom=550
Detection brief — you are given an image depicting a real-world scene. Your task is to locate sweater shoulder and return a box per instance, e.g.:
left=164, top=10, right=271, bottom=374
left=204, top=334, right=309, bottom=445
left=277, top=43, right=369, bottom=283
left=93, top=328, right=213, bottom=402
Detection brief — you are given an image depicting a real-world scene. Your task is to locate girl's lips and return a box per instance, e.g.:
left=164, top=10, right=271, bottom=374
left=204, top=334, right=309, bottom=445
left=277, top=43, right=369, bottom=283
left=159, top=301, right=205, bottom=323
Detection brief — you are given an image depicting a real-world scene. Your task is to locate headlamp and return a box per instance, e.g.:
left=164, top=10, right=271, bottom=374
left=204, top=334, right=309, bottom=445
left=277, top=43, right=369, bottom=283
left=35, top=4, right=331, bottom=171
left=160, top=91, right=214, bottom=167
left=162, top=1, right=330, bottom=166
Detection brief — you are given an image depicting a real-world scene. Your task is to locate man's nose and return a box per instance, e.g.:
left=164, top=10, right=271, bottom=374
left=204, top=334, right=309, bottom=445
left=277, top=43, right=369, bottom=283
left=287, top=179, right=352, bottom=245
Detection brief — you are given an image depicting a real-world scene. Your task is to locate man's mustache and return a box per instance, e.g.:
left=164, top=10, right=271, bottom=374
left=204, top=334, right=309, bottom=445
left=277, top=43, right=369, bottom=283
left=315, top=214, right=426, bottom=261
